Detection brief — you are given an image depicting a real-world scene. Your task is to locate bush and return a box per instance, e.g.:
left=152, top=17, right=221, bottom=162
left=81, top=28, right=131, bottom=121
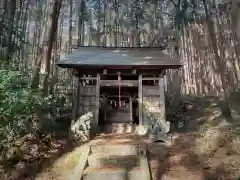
left=0, top=70, right=44, bottom=149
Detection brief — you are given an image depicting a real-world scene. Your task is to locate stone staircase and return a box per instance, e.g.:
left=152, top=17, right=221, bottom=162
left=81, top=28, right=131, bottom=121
left=82, top=142, right=151, bottom=180
left=102, top=123, right=137, bottom=134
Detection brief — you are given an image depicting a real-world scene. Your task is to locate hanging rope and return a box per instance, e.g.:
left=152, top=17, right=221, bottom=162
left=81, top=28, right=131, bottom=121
left=118, top=73, right=121, bottom=109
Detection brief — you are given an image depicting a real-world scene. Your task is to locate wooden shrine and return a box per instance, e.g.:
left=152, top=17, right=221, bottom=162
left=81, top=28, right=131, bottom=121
left=57, top=46, right=181, bottom=141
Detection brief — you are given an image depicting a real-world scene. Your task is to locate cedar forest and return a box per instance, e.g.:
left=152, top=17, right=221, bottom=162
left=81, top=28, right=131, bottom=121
left=0, top=0, right=240, bottom=179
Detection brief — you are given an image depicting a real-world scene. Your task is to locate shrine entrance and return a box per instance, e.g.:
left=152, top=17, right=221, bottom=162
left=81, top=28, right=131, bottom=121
left=98, top=74, right=139, bottom=133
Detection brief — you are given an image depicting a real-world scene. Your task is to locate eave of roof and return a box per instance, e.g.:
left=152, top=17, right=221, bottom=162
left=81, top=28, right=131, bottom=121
left=57, top=46, right=182, bottom=69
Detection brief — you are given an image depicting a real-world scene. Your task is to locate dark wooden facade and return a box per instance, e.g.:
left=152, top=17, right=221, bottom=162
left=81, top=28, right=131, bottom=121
left=57, top=47, right=181, bottom=140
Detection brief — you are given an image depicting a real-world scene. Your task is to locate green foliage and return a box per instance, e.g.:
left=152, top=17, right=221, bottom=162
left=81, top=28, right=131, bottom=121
left=0, top=70, right=44, bottom=149
left=0, top=69, right=72, bottom=150
left=0, top=70, right=43, bottom=118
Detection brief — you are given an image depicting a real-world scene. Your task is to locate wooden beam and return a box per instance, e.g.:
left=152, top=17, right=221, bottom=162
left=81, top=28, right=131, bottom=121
left=79, top=76, right=97, bottom=80
left=142, top=77, right=160, bottom=81
left=138, top=74, right=143, bottom=125
left=73, top=68, right=168, bottom=77
left=106, top=95, right=131, bottom=98
left=100, top=80, right=138, bottom=86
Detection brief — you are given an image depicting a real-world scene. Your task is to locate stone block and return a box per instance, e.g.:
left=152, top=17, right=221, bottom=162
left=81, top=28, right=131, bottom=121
left=88, top=154, right=140, bottom=169
left=83, top=167, right=143, bottom=180
left=90, top=144, right=146, bottom=156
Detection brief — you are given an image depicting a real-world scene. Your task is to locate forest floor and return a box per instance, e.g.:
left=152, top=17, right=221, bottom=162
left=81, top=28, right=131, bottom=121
left=1, top=94, right=240, bottom=180
left=148, top=93, right=240, bottom=180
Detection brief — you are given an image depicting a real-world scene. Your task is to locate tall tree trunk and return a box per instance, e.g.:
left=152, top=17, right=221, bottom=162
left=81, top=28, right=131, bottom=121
left=230, top=0, right=240, bottom=41
left=88, top=9, right=93, bottom=46
left=230, top=0, right=240, bottom=82
left=42, top=0, right=63, bottom=97
left=77, top=0, right=85, bottom=46
left=202, top=0, right=232, bottom=118
left=31, top=0, right=43, bottom=89
left=114, top=0, right=119, bottom=47
left=97, top=0, right=101, bottom=46
left=5, top=0, right=16, bottom=64
left=135, top=0, right=141, bottom=47
left=68, top=0, right=73, bottom=52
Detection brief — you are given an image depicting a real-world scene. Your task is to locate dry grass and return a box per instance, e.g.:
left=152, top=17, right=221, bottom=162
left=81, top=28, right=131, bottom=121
left=35, top=146, right=83, bottom=180
left=148, top=96, right=240, bottom=180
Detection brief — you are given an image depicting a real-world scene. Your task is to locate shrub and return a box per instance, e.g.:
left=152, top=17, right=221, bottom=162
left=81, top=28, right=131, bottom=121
left=0, top=70, right=44, bottom=149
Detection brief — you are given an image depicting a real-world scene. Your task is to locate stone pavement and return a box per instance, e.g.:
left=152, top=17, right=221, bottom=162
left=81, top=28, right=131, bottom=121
left=82, top=134, right=151, bottom=180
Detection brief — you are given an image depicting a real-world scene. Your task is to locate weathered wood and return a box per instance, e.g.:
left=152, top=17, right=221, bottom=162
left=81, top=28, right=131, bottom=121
left=130, top=97, right=133, bottom=122
left=95, top=73, right=100, bottom=126
left=79, top=86, right=97, bottom=95
left=142, top=85, right=159, bottom=126
left=142, top=77, right=160, bottom=80
left=73, top=68, right=168, bottom=77
left=138, top=74, right=143, bottom=125
left=100, top=80, right=138, bottom=86
left=142, top=86, right=160, bottom=96
left=106, top=95, right=131, bottom=98
left=72, top=77, right=80, bottom=121
left=158, top=77, right=166, bottom=126
left=80, top=76, right=97, bottom=80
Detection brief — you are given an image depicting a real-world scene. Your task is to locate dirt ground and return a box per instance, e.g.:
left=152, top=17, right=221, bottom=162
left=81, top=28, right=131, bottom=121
left=33, top=145, right=83, bottom=180
left=8, top=95, right=240, bottom=180
left=148, top=95, right=240, bottom=180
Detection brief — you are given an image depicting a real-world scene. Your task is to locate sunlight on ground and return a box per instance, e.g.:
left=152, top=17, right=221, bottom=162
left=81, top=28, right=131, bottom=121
left=35, top=147, right=83, bottom=180
left=148, top=96, right=240, bottom=180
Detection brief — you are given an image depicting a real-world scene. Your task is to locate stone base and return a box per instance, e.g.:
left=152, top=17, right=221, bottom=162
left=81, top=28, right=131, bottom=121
left=136, top=125, right=149, bottom=136
left=90, top=143, right=146, bottom=156
left=149, top=133, right=169, bottom=143
left=88, top=154, right=140, bottom=169
left=102, top=123, right=137, bottom=134
left=83, top=167, right=143, bottom=180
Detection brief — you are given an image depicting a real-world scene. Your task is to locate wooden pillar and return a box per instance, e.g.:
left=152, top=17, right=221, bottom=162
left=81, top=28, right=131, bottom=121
left=138, top=74, right=143, bottom=125
left=159, top=77, right=165, bottom=120
left=72, top=76, right=80, bottom=121
left=158, top=76, right=168, bottom=131
left=129, top=97, right=133, bottom=122
left=95, top=73, right=100, bottom=126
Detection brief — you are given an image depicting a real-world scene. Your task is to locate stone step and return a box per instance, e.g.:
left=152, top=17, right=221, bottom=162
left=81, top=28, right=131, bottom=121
left=88, top=154, right=140, bottom=169
left=83, top=167, right=143, bottom=180
left=103, top=123, right=137, bottom=134
left=90, top=143, right=146, bottom=156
